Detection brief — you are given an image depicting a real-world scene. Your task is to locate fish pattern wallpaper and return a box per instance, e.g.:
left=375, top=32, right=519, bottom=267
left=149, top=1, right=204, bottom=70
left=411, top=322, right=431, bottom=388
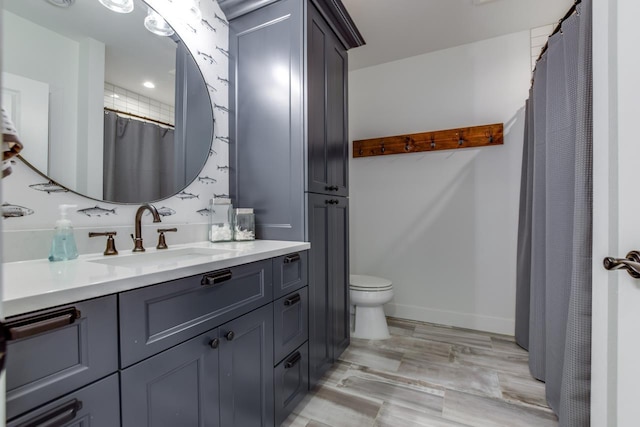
left=2, top=0, right=230, bottom=232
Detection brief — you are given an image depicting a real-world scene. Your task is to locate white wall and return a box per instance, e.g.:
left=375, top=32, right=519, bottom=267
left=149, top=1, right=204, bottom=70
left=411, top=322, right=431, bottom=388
left=349, top=30, right=531, bottom=335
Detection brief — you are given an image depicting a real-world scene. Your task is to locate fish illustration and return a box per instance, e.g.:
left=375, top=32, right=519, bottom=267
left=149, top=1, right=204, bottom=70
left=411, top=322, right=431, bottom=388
left=217, top=165, right=230, bottom=172
left=197, top=207, right=215, bottom=216
left=217, top=77, right=230, bottom=86
left=202, top=19, right=216, bottom=32
left=209, top=148, right=217, bottom=157
left=175, top=191, right=199, bottom=200
left=198, top=51, right=217, bottom=65
left=186, top=24, right=197, bottom=33
left=206, top=83, right=218, bottom=92
left=77, top=205, right=117, bottom=217
left=29, top=181, right=69, bottom=194
left=2, top=203, right=34, bottom=218
left=215, top=46, right=229, bottom=57
left=198, top=176, right=217, bottom=184
left=216, top=136, right=230, bottom=144
left=214, top=13, right=229, bottom=26
left=146, top=206, right=175, bottom=217
left=214, top=104, right=229, bottom=113
left=214, top=193, right=230, bottom=199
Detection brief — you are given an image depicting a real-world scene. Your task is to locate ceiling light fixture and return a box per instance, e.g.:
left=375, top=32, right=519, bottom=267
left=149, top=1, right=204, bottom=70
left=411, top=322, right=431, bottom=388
left=46, top=0, right=76, bottom=7
left=144, top=7, right=175, bottom=36
left=143, top=81, right=156, bottom=89
left=98, top=0, right=134, bottom=14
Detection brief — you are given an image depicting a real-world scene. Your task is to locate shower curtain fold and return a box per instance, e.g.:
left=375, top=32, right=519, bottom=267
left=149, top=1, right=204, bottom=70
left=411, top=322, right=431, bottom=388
left=515, top=1, right=592, bottom=426
left=103, top=111, right=176, bottom=203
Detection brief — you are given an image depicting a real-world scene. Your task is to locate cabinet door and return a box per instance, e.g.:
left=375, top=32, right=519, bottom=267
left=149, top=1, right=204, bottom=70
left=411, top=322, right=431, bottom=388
left=219, top=304, right=274, bottom=427
left=308, top=4, right=349, bottom=197
left=307, top=193, right=332, bottom=387
left=229, top=0, right=305, bottom=241
left=331, top=197, right=350, bottom=357
left=121, top=329, right=220, bottom=427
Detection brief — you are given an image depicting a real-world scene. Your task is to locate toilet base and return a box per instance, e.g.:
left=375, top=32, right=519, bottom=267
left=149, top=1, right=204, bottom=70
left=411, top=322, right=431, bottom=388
left=352, top=305, right=390, bottom=340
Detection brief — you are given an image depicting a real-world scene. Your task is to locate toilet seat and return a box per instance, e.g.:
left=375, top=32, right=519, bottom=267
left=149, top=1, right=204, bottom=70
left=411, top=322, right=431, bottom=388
left=350, top=274, right=393, bottom=292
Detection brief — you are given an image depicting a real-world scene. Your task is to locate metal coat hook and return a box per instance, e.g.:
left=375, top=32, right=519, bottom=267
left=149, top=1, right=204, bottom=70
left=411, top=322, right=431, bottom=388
left=358, top=143, right=363, bottom=156
left=380, top=142, right=385, bottom=153
left=404, top=137, right=411, bottom=152
left=485, top=130, right=494, bottom=144
left=430, top=134, right=436, bottom=149
left=457, top=130, right=464, bottom=146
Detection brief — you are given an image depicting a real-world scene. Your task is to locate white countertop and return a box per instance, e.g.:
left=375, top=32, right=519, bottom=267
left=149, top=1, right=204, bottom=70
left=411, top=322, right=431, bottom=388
left=2, top=240, right=310, bottom=317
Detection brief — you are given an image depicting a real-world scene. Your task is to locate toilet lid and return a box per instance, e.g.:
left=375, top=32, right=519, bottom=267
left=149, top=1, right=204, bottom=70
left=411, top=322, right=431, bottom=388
left=350, top=274, right=393, bottom=290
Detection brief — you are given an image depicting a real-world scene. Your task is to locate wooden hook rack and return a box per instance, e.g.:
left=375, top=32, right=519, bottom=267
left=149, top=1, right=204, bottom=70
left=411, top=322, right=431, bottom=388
left=352, top=123, right=503, bottom=158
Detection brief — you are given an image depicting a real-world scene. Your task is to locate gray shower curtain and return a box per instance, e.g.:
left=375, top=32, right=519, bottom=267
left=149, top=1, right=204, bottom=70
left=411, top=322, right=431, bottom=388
left=515, top=0, right=592, bottom=426
left=103, top=111, right=176, bottom=203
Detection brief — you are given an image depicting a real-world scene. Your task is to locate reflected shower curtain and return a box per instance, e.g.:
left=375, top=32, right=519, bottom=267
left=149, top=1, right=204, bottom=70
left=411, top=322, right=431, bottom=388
left=515, top=0, right=592, bottom=426
left=103, top=111, right=176, bottom=203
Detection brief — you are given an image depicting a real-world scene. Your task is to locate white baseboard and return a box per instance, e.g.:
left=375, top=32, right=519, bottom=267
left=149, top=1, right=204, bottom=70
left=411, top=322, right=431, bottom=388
left=384, top=302, right=515, bottom=336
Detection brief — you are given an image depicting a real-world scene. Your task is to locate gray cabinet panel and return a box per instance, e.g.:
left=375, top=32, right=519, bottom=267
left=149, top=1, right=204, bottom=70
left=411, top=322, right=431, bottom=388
left=229, top=0, right=305, bottom=241
left=307, top=194, right=332, bottom=387
left=332, top=198, right=350, bottom=357
left=274, top=287, right=308, bottom=364
left=308, top=3, right=349, bottom=197
left=273, top=251, right=308, bottom=299
left=219, top=303, right=274, bottom=427
left=274, top=343, right=309, bottom=427
left=120, top=260, right=272, bottom=367
left=121, top=329, right=220, bottom=427
left=7, top=374, right=120, bottom=427
left=6, top=295, right=118, bottom=419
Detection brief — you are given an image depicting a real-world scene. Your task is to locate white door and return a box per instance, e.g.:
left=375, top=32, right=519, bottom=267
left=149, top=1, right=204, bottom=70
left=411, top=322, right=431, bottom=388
left=592, top=0, right=640, bottom=426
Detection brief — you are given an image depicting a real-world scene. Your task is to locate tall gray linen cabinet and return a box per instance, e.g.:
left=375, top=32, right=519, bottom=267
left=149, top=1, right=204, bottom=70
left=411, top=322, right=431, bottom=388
left=224, top=0, right=364, bottom=387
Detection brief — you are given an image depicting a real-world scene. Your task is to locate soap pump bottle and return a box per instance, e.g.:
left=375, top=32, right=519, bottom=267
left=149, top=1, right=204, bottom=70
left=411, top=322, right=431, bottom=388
left=48, top=204, right=79, bottom=262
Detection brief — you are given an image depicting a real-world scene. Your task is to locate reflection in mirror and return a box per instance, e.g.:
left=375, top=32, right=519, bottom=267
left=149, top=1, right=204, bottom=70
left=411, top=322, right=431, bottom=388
left=1, top=0, right=213, bottom=203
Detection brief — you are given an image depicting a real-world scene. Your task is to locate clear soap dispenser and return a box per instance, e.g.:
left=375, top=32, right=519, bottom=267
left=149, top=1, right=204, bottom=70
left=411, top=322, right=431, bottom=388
left=48, top=204, right=79, bottom=262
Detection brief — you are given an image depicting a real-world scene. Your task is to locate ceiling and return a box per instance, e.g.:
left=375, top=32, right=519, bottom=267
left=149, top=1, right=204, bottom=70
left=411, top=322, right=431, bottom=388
left=341, top=0, right=574, bottom=70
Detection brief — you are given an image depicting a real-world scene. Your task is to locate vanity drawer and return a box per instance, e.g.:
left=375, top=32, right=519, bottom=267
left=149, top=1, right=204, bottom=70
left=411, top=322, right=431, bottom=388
left=5, top=295, right=118, bottom=420
left=273, top=251, right=308, bottom=299
left=7, top=373, right=120, bottom=427
left=274, top=287, right=308, bottom=364
left=119, top=259, right=273, bottom=367
left=274, top=342, right=309, bottom=427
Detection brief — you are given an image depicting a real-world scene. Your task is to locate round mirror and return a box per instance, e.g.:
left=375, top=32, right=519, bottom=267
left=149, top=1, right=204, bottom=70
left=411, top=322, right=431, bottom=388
left=1, top=0, right=214, bottom=203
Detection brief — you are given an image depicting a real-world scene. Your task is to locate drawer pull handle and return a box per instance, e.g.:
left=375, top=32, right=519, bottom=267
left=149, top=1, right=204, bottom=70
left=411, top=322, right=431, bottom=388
left=284, top=294, right=301, bottom=306
left=209, top=338, right=220, bottom=349
left=19, top=398, right=82, bottom=427
left=283, top=253, right=301, bottom=264
left=201, top=269, right=233, bottom=286
left=284, top=351, right=302, bottom=369
left=225, top=331, right=235, bottom=341
left=5, top=308, right=81, bottom=341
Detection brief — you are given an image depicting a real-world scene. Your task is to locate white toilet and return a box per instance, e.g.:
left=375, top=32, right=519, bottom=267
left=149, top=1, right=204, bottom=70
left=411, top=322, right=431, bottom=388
left=350, top=274, right=394, bottom=340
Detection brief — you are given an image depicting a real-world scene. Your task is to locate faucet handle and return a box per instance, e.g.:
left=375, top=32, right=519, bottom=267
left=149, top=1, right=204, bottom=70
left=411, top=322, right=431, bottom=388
left=156, top=228, right=177, bottom=250
left=89, top=231, right=118, bottom=256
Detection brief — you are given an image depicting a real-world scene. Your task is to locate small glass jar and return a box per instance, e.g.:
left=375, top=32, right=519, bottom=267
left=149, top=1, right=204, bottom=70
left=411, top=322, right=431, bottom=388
left=233, top=208, right=255, bottom=241
left=208, top=198, right=233, bottom=242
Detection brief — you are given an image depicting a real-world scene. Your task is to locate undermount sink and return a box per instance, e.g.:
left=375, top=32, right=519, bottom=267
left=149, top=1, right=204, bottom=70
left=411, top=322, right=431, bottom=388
left=87, top=247, right=234, bottom=268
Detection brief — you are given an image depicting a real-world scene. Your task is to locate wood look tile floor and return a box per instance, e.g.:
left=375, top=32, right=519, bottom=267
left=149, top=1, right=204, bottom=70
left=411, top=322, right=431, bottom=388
left=283, top=318, right=558, bottom=427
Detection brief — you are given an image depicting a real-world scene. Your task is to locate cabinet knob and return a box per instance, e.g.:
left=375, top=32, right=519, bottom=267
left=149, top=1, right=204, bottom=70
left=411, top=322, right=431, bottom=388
left=225, top=331, right=235, bottom=341
left=209, top=338, right=220, bottom=349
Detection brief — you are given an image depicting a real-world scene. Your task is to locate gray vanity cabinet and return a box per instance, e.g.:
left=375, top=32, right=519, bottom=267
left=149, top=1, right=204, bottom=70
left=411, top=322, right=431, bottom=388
left=4, top=295, right=118, bottom=420
left=219, top=303, right=274, bottom=427
left=7, top=374, right=120, bottom=427
left=121, top=329, right=221, bottom=427
left=307, top=194, right=350, bottom=386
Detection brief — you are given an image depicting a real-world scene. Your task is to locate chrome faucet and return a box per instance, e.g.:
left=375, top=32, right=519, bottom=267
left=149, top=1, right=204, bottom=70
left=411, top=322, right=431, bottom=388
left=132, top=203, right=161, bottom=252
